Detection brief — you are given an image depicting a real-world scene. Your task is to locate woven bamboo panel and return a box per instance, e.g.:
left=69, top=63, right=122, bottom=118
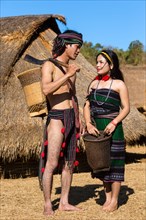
left=17, top=68, right=48, bottom=117
left=23, top=82, right=45, bottom=106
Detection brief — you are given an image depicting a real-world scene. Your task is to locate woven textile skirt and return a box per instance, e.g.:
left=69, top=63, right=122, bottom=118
left=38, top=108, right=77, bottom=189
left=91, top=118, right=126, bottom=182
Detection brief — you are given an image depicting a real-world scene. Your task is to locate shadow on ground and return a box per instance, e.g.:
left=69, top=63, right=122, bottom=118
left=53, top=184, right=134, bottom=210
left=53, top=184, right=102, bottom=210
left=95, top=185, right=134, bottom=208
left=125, top=151, right=146, bottom=164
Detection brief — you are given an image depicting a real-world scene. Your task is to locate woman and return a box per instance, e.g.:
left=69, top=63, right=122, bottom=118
left=83, top=49, right=130, bottom=212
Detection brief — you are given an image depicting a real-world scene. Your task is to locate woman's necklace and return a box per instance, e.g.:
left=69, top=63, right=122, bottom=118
left=94, top=79, right=113, bottom=106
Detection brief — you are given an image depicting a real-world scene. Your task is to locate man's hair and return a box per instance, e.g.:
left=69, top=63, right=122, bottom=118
left=52, top=30, right=83, bottom=58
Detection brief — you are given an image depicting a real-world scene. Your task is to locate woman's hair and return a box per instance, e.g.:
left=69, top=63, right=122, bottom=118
left=96, top=49, right=124, bottom=81
left=52, top=30, right=83, bottom=58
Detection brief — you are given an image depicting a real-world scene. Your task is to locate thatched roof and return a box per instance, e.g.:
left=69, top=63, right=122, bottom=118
left=0, top=15, right=145, bottom=164
left=0, top=14, right=66, bottom=86
left=123, top=106, right=146, bottom=144
left=0, top=14, right=66, bottom=162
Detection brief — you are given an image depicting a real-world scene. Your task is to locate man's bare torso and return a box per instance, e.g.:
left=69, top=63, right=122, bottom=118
left=46, top=65, right=75, bottom=110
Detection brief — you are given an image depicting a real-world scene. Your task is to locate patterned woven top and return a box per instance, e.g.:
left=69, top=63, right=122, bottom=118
left=87, top=88, right=121, bottom=119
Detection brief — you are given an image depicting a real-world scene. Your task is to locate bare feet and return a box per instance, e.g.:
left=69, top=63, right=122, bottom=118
left=58, top=203, right=81, bottom=212
left=103, top=201, right=118, bottom=212
left=43, top=202, right=54, bottom=216
left=102, top=200, right=111, bottom=210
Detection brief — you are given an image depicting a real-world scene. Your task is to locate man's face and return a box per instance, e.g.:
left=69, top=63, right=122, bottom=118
left=66, top=44, right=81, bottom=60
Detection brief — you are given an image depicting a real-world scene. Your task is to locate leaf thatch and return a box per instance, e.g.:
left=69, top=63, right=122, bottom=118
left=123, top=107, right=146, bottom=144
left=0, top=14, right=66, bottom=86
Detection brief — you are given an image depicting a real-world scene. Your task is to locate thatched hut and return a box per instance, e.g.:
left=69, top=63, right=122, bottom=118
left=0, top=15, right=145, bottom=178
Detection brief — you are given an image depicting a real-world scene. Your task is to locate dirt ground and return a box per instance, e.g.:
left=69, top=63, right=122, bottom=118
left=1, top=146, right=146, bottom=220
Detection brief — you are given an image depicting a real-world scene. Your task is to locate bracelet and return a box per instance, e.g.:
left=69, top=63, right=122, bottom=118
left=111, top=120, right=117, bottom=126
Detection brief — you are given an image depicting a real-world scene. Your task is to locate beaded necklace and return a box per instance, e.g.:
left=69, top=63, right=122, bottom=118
left=94, top=79, right=113, bottom=106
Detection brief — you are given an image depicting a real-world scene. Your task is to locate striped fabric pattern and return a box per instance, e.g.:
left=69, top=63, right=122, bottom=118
left=87, top=89, right=126, bottom=182
left=38, top=108, right=77, bottom=189
left=45, top=108, right=76, bottom=161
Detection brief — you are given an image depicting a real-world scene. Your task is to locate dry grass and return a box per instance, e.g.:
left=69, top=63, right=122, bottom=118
left=1, top=146, right=146, bottom=220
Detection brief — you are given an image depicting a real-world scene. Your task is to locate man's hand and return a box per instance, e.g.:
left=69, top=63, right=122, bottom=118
left=66, top=64, right=80, bottom=78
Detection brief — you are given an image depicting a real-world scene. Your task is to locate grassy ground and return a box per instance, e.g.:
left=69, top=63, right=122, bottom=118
left=1, top=146, right=146, bottom=220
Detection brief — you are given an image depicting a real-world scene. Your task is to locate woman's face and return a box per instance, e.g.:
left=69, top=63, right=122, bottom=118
left=96, top=54, right=111, bottom=75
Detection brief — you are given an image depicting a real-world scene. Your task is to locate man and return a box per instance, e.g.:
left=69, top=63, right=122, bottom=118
left=40, top=30, right=83, bottom=216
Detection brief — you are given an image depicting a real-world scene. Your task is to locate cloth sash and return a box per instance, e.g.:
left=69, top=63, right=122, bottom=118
left=49, top=58, right=80, bottom=130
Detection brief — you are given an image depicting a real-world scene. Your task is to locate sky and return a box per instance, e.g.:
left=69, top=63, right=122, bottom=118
left=1, top=0, right=146, bottom=51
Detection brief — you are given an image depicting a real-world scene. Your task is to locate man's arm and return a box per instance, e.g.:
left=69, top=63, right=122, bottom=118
left=41, top=61, right=69, bottom=96
left=41, top=61, right=80, bottom=96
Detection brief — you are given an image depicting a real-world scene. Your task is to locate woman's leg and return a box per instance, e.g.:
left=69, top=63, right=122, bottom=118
left=102, top=181, right=112, bottom=210
left=105, top=181, right=121, bottom=212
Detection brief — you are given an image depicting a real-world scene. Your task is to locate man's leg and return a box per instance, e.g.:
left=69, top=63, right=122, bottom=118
left=42, top=119, right=63, bottom=216
left=58, top=163, right=80, bottom=211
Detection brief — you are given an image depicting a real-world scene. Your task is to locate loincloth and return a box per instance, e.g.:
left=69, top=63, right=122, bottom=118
left=38, top=108, right=78, bottom=189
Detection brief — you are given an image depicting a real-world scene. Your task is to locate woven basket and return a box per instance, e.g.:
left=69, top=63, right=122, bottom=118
left=83, top=131, right=112, bottom=172
left=17, top=68, right=48, bottom=117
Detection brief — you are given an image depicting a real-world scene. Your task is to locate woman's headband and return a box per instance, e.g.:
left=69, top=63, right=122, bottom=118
left=100, top=52, right=113, bottom=64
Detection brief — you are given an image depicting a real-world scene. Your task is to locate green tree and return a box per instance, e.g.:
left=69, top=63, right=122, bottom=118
left=81, top=40, right=145, bottom=66
left=94, top=43, right=103, bottom=51
left=81, top=42, right=103, bottom=65
left=113, top=48, right=127, bottom=64
left=126, top=40, right=144, bottom=65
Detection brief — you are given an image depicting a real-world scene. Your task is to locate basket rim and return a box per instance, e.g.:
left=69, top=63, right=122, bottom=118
left=17, top=67, right=41, bottom=78
left=82, top=132, right=112, bottom=142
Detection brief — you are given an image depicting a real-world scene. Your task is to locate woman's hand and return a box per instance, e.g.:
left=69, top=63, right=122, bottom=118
left=104, top=121, right=117, bottom=135
left=86, top=122, right=100, bottom=136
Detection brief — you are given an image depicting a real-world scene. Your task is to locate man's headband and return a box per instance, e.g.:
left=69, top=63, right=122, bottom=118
left=100, top=52, right=113, bottom=64
left=59, top=33, right=83, bottom=46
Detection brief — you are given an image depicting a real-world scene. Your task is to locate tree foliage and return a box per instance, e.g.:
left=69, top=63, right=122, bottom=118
left=80, top=41, right=99, bottom=65
left=80, top=40, right=145, bottom=66
left=126, top=40, right=144, bottom=65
